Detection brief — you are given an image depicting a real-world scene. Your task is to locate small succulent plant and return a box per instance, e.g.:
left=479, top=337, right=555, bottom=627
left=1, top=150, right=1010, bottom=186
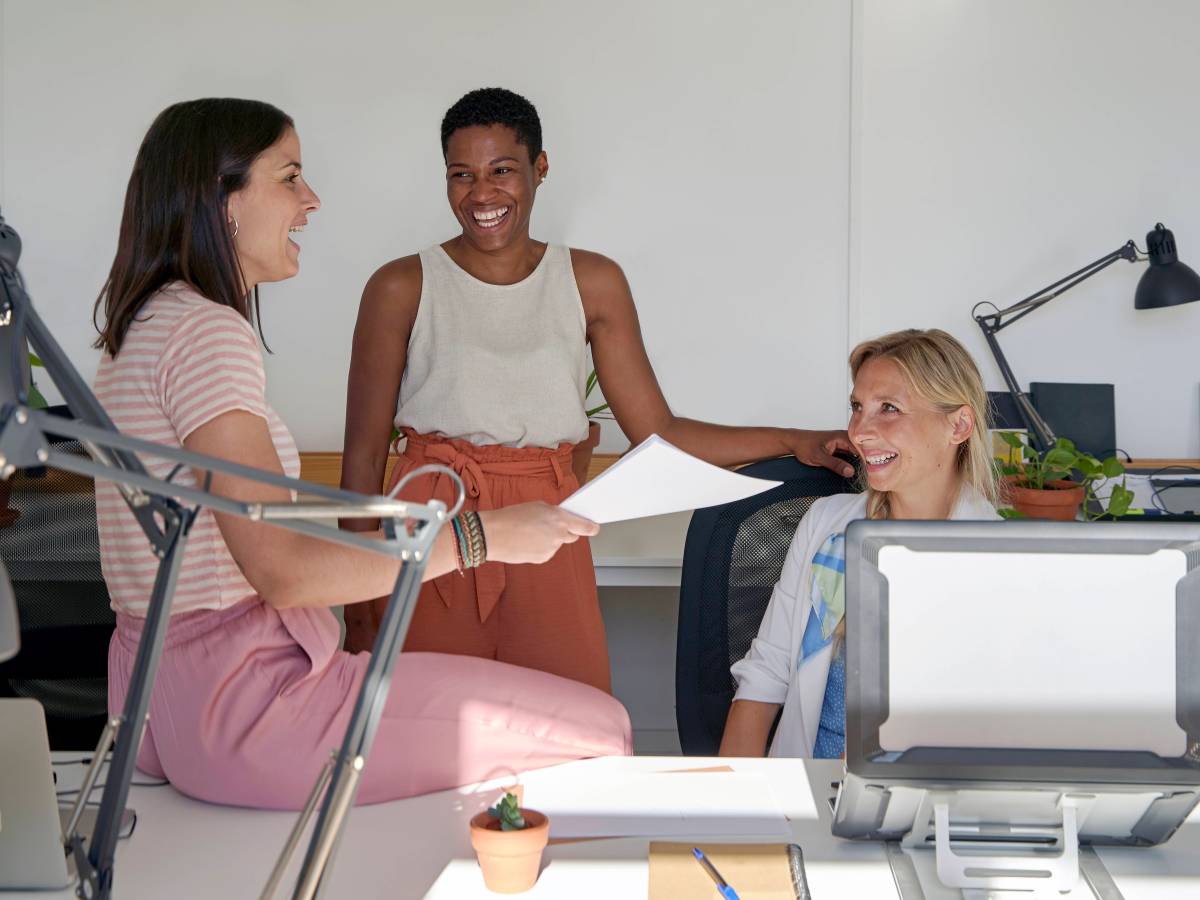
left=486, top=792, right=527, bottom=831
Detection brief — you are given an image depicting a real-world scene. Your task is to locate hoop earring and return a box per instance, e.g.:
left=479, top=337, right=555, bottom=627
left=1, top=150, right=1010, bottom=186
left=228, top=217, right=239, bottom=238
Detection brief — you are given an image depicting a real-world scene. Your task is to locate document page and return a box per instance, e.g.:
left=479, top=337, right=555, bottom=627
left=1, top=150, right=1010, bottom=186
left=560, top=434, right=781, bottom=524
left=534, top=772, right=791, bottom=839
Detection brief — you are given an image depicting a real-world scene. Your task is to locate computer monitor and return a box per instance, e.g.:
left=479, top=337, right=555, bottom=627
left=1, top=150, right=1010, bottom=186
left=833, top=519, right=1200, bottom=846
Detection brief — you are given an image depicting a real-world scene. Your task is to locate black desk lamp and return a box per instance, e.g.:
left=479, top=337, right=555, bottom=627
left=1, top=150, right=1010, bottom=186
left=973, top=223, right=1200, bottom=451
left=0, top=210, right=458, bottom=900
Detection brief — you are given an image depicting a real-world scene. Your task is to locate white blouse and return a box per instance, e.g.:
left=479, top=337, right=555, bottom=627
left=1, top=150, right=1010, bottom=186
left=730, top=488, right=999, bottom=758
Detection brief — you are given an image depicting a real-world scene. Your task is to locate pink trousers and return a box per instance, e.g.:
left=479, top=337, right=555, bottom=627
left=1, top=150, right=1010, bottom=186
left=108, top=598, right=632, bottom=810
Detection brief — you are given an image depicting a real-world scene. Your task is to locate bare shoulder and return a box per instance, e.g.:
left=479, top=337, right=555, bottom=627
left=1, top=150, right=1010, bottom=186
left=569, top=250, right=634, bottom=332
left=569, top=248, right=629, bottom=291
left=359, top=254, right=423, bottom=328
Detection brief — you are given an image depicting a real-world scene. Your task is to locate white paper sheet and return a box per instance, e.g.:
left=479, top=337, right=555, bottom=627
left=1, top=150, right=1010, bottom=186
left=560, top=434, right=781, bottom=524
left=532, top=772, right=791, bottom=839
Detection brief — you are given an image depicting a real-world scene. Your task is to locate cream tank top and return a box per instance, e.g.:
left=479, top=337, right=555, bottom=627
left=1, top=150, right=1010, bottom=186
left=395, top=244, right=590, bottom=448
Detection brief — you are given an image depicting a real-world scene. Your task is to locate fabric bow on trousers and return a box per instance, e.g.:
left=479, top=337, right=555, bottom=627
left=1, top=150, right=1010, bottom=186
left=342, top=429, right=612, bottom=693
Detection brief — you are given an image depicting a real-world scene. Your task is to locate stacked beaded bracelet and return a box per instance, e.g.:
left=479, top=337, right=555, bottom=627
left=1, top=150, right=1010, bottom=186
left=450, top=510, right=487, bottom=571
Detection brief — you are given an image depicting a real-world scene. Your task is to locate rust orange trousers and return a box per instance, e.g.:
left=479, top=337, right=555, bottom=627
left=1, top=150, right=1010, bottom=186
left=342, top=429, right=612, bottom=693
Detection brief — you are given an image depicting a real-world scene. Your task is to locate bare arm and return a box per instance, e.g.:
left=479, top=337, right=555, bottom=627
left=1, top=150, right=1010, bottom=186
left=575, top=249, right=855, bottom=476
left=718, top=700, right=781, bottom=757
left=185, top=410, right=598, bottom=609
left=340, top=256, right=422, bottom=531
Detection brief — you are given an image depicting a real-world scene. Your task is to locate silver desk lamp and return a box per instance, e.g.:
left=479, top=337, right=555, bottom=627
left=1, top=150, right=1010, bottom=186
left=0, top=209, right=460, bottom=900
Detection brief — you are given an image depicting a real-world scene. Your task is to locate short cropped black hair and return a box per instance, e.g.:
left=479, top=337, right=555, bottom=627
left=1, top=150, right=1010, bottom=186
left=440, top=87, right=543, bottom=162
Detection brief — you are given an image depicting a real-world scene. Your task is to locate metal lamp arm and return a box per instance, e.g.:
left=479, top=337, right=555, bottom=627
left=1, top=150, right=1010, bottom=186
left=0, top=249, right=463, bottom=900
left=977, top=242, right=1139, bottom=332
left=973, top=241, right=1139, bottom=450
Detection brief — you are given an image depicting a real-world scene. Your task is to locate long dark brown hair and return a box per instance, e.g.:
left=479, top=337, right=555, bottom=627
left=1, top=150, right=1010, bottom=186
left=93, top=98, right=293, bottom=355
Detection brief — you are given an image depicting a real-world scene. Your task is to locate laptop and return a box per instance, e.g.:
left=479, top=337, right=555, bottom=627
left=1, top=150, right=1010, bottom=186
left=0, top=698, right=72, bottom=889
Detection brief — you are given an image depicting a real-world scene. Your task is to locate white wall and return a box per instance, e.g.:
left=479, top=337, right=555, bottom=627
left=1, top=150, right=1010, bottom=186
left=853, top=0, right=1200, bottom=458
left=0, top=0, right=852, bottom=453
left=5, top=1, right=1199, bottom=458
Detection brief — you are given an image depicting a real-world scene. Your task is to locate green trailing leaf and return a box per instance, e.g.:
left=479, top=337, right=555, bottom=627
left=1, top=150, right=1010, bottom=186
left=1043, top=448, right=1078, bottom=471
left=29, top=352, right=44, bottom=368
left=486, top=792, right=527, bottom=831
left=1101, top=457, right=1125, bottom=479
left=998, top=507, right=1028, bottom=519
left=29, top=382, right=48, bottom=410
left=997, top=430, right=1024, bottom=449
left=584, top=368, right=610, bottom=419
left=1107, top=481, right=1134, bottom=518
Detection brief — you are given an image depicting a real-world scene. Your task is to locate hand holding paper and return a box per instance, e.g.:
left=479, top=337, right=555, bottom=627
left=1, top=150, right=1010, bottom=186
left=560, top=434, right=781, bottom=524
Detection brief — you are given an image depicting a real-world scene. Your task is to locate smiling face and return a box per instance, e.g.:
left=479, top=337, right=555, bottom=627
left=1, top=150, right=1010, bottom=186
left=225, top=127, right=320, bottom=290
left=445, top=124, right=547, bottom=251
left=848, top=357, right=974, bottom=505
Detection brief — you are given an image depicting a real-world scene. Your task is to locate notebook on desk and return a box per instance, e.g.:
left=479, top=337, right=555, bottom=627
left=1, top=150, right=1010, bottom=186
left=648, top=842, right=809, bottom=900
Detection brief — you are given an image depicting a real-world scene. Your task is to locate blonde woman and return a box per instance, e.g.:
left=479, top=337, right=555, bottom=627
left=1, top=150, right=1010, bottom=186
left=719, top=329, right=1000, bottom=759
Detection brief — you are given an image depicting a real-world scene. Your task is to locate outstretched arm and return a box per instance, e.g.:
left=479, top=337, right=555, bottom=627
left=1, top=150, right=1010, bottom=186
left=186, top=410, right=598, bottom=609
left=575, top=250, right=854, bottom=476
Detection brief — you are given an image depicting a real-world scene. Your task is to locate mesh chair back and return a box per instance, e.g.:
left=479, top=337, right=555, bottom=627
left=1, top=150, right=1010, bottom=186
left=676, top=457, right=857, bottom=755
left=0, top=439, right=114, bottom=748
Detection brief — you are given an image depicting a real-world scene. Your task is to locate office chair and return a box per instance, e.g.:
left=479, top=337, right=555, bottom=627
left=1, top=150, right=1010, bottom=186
left=676, top=456, right=857, bottom=755
left=0, top=432, right=114, bottom=749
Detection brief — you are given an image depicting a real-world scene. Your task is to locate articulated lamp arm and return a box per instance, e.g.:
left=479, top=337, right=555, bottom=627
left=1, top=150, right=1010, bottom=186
left=972, top=241, right=1140, bottom=451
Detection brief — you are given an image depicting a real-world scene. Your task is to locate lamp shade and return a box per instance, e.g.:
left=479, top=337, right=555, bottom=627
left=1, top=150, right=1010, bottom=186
left=1134, top=223, right=1200, bottom=309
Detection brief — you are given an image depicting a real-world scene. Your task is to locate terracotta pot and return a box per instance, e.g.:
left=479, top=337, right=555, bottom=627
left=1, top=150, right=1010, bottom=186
left=469, top=808, right=550, bottom=894
left=570, top=421, right=602, bottom=487
left=1005, top=478, right=1085, bottom=521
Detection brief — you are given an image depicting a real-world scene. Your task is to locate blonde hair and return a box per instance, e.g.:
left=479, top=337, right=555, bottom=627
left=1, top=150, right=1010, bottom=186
left=848, top=328, right=996, bottom=520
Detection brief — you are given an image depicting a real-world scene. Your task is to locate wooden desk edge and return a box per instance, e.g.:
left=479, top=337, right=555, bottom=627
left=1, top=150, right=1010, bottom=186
left=299, top=452, right=621, bottom=489
left=301, top=453, right=1200, bottom=489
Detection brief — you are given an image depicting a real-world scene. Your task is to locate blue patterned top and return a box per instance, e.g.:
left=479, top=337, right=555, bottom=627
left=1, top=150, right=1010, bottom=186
left=812, top=641, right=846, bottom=758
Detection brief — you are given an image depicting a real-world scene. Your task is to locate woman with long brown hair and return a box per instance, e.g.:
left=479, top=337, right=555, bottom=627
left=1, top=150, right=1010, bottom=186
left=92, top=98, right=630, bottom=809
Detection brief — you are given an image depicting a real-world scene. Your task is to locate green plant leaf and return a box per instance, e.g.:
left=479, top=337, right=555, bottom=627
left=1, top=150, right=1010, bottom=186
left=997, top=431, right=1025, bottom=449
left=1108, top=482, right=1134, bottom=517
left=585, top=368, right=599, bottom=398
left=29, top=352, right=44, bottom=368
left=998, top=507, right=1028, bottom=519
left=1043, top=448, right=1078, bottom=471
left=1101, top=457, right=1125, bottom=478
left=585, top=402, right=610, bottom=418
left=29, top=382, right=49, bottom=410
left=1054, top=437, right=1077, bottom=452
left=1074, top=458, right=1100, bottom=479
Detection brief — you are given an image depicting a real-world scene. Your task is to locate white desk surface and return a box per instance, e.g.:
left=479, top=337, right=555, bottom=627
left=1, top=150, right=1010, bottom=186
left=589, top=512, right=690, bottom=587
left=24, top=755, right=1200, bottom=899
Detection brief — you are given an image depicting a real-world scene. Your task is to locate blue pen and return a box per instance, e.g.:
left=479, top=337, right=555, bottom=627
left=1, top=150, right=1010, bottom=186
left=691, top=847, right=740, bottom=900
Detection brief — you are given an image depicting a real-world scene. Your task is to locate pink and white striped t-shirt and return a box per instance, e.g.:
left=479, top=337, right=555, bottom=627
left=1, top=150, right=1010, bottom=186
left=93, top=282, right=300, bottom=616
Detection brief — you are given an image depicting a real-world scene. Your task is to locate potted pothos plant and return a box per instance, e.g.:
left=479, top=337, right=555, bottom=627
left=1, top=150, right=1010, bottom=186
left=570, top=368, right=610, bottom=487
left=995, top=431, right=1134, bottom=521
left=468, top=790, right=550, bottom=894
